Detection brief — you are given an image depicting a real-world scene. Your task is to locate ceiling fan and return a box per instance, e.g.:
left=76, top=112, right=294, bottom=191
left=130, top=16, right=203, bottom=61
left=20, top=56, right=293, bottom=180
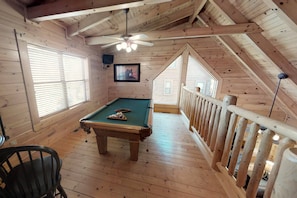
left=101, top=8, right=154, bottom=52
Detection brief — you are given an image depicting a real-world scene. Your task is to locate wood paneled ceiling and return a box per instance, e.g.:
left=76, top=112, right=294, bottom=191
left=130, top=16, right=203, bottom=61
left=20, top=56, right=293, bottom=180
left=8, top=0, right=297, bottom=120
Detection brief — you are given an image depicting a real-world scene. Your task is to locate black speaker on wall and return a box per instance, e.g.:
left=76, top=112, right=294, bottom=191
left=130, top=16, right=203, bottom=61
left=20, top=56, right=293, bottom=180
left=102, top=54, right=114, bottom=64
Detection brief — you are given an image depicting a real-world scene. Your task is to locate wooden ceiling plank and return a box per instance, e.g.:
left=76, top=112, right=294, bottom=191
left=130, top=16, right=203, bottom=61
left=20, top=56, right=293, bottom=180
left=210, top=0, right=297, bottom=86
left=85, top=23, right=262, bottom=45
left=27, top=0, right=172, bottom=21
left=135, top=5, right=194, bottom=31
left=272, top=0, right=297, bottom=22
left=84, top=0, right=190, bottom=36
left=189, top=0, right=207, bottom=24
left=263, top=0, right=297, bottom=32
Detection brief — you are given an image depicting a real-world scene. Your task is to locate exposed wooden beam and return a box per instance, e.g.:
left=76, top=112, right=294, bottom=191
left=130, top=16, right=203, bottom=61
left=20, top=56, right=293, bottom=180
left=67, top=11, right=121, bottom=37
left=210, top=0, right=297, bottom=86
left=86, top=23, right=262, bottom=45
left=145, top=23, right=262, bottom=39
left=67, top=12, right=111, bottom=37
left=159, top=17, right=191, bottom=31
left=263, top=0, right=297, bottom=32
left=26, top=0, right=172, bottom=21
left=180, top=49, right=189, bottom=85
left=201, top=4, right=297, bottom=119
left=189, top=0, right=207, bottom=24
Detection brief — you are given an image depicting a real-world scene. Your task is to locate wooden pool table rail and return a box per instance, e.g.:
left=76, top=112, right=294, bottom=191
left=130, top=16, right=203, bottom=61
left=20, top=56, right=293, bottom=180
left=79, top=98, right=153, bottom=161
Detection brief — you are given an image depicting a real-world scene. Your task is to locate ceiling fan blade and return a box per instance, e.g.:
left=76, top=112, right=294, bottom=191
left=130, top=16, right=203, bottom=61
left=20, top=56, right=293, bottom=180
left=86, top=35, right=122, bottom=45
left=101, top=41, right=121, bottom=49
left=103, top=35, right=124, bottom=41
left=144, top=0, right=172, bottom=4
left=130, top=34, right=148, bottom=40
left=133, top=40, right=154, bottom=46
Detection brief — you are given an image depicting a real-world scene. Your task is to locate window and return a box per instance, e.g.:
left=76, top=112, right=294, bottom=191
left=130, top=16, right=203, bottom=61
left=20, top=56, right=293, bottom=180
left=153, top=55, right=182, bottom=105
left=27, top=45, right=89, bottom=118
left=164, top=80, right=173, bottom=95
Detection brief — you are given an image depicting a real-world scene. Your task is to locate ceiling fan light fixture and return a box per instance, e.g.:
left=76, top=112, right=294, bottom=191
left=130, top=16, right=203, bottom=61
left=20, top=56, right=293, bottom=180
left=126, top=46, right=132, bottom=53
left=131, top=43, right=137, bottom=50
left=121, top=41, right=128, bottom=49
left=116, top=44, right=122, bottom=51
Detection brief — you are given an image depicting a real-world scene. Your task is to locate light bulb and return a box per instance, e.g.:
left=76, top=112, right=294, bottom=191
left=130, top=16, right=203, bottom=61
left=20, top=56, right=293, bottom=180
left=272, top=134, right=280, bottom=141
left=126, top=47, right=132, bottom=53
left=131, top=43, right=137, bottom=50
left=116, top=44, right=122, bottom=51
left=121, top=42, right=127, bottom=49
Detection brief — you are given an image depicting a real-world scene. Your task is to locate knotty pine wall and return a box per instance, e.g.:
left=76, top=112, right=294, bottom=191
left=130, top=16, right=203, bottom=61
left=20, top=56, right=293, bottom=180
left=104, top=37, right=293, bottom=125
left=0, top=1, right=107, bottom=147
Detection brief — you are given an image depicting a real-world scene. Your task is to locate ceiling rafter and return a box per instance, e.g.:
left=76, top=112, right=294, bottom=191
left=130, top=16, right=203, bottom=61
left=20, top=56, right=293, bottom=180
left=85, top=23, right=262, bottom=45
left=198, top=12, right=297, bottom=119
left=188, top=0, right=207, bottom=24
left=67, top=12, right=113, bottom=37
left=26, top=0, right=172, bottom=21
left=66, top=10, right=125, bottom=37
left=210, top=0, right=297, bottom=86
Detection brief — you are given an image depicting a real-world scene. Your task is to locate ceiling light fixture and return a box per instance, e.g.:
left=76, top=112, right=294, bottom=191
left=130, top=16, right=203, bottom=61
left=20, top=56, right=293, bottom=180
left=116, top=8, right=138, bottom=53
left=258, top=73, right=288, bottom=143
left=116, top=39, right=137, bottom=53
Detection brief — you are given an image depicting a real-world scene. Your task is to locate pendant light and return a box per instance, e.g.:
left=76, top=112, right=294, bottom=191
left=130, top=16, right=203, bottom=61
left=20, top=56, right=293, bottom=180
left=259, top=72, right=288, bottom=143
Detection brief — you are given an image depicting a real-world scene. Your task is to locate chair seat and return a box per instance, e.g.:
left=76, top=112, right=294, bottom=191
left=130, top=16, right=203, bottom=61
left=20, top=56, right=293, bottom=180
left=3, top=156, right=61, bottom=198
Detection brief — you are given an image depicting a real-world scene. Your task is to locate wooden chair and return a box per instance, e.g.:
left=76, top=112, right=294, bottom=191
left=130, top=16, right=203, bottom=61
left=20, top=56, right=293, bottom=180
left=0, top=145, right=67, bottom=198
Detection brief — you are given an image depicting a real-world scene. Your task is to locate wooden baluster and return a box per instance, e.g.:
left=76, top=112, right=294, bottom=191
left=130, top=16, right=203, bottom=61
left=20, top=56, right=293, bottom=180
left=271, top=147, right=297, bottom=198
left=221, top=112, right=238, bottom=166
left=228, top=117, right=248, bottom=176
left=200, top=99, right=208, bottom=138
left=203, top=101, right=212, bottom=142
left=211, top=95, right=237, bottom=170
left=196, top=96, right=203, bottom=134
left=188, top=93, right=197, bottom=131
left=192, top=97, right=199, bottom=130
left=209, top=106, right=221, bottom=151
left=246, top=129, right=274, bottom=198
left=199, top=98, right=205, bottom=136
left=264, top=137, right=295, bottom=198
left=206, top=104, right=216, bottom=146
left=236, top=122, right=259, bottom=188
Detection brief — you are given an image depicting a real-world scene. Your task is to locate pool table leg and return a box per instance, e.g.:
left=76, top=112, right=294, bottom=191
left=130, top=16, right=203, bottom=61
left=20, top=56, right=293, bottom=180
left=129, top=137, right=140, bottom=161
left=96, top=135, right=107, bottom=154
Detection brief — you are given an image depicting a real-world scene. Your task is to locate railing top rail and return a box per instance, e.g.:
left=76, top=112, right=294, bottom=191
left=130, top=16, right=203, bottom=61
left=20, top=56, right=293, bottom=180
left=194, top=91, right=223, bottom=107
left=182, top=86, right=223, bottom=106
left=182, top=86, right=194, bottom=93
left=228, top=105, right=297, bottom=142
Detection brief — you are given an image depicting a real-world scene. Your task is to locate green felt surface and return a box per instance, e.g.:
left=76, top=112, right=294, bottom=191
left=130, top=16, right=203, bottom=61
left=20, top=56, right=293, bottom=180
left=86, top=98, right=151, bottom=127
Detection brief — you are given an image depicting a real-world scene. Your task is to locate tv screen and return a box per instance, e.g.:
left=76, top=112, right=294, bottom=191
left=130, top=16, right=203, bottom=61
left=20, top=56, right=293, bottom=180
left=102, top=54, right=114, bottom=64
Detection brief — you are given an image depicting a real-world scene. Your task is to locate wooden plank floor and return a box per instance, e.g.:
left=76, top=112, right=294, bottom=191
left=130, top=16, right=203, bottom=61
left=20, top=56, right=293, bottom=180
left=51, top=112, right=228, bottom=198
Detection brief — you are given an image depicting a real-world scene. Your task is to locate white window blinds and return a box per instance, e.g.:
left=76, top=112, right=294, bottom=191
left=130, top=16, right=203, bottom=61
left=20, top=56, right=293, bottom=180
left=27, top=45, right=89, bottom=118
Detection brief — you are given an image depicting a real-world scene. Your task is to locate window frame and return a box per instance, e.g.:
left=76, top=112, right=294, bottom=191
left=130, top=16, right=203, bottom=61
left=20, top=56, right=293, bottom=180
left=19, top=41, right=90, bottom=130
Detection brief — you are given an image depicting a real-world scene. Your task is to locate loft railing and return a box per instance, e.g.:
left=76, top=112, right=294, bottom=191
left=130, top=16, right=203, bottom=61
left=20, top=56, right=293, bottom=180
left=179, top=85, right=297, bottom=198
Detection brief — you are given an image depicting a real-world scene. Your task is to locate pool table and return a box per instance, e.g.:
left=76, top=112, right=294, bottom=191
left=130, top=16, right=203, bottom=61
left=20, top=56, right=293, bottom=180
left=79, top=98, right=152, bottom=161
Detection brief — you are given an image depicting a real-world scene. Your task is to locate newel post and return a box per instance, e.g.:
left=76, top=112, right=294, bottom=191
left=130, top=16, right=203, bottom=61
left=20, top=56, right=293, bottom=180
left=211, top=95, right=237, bottom=170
